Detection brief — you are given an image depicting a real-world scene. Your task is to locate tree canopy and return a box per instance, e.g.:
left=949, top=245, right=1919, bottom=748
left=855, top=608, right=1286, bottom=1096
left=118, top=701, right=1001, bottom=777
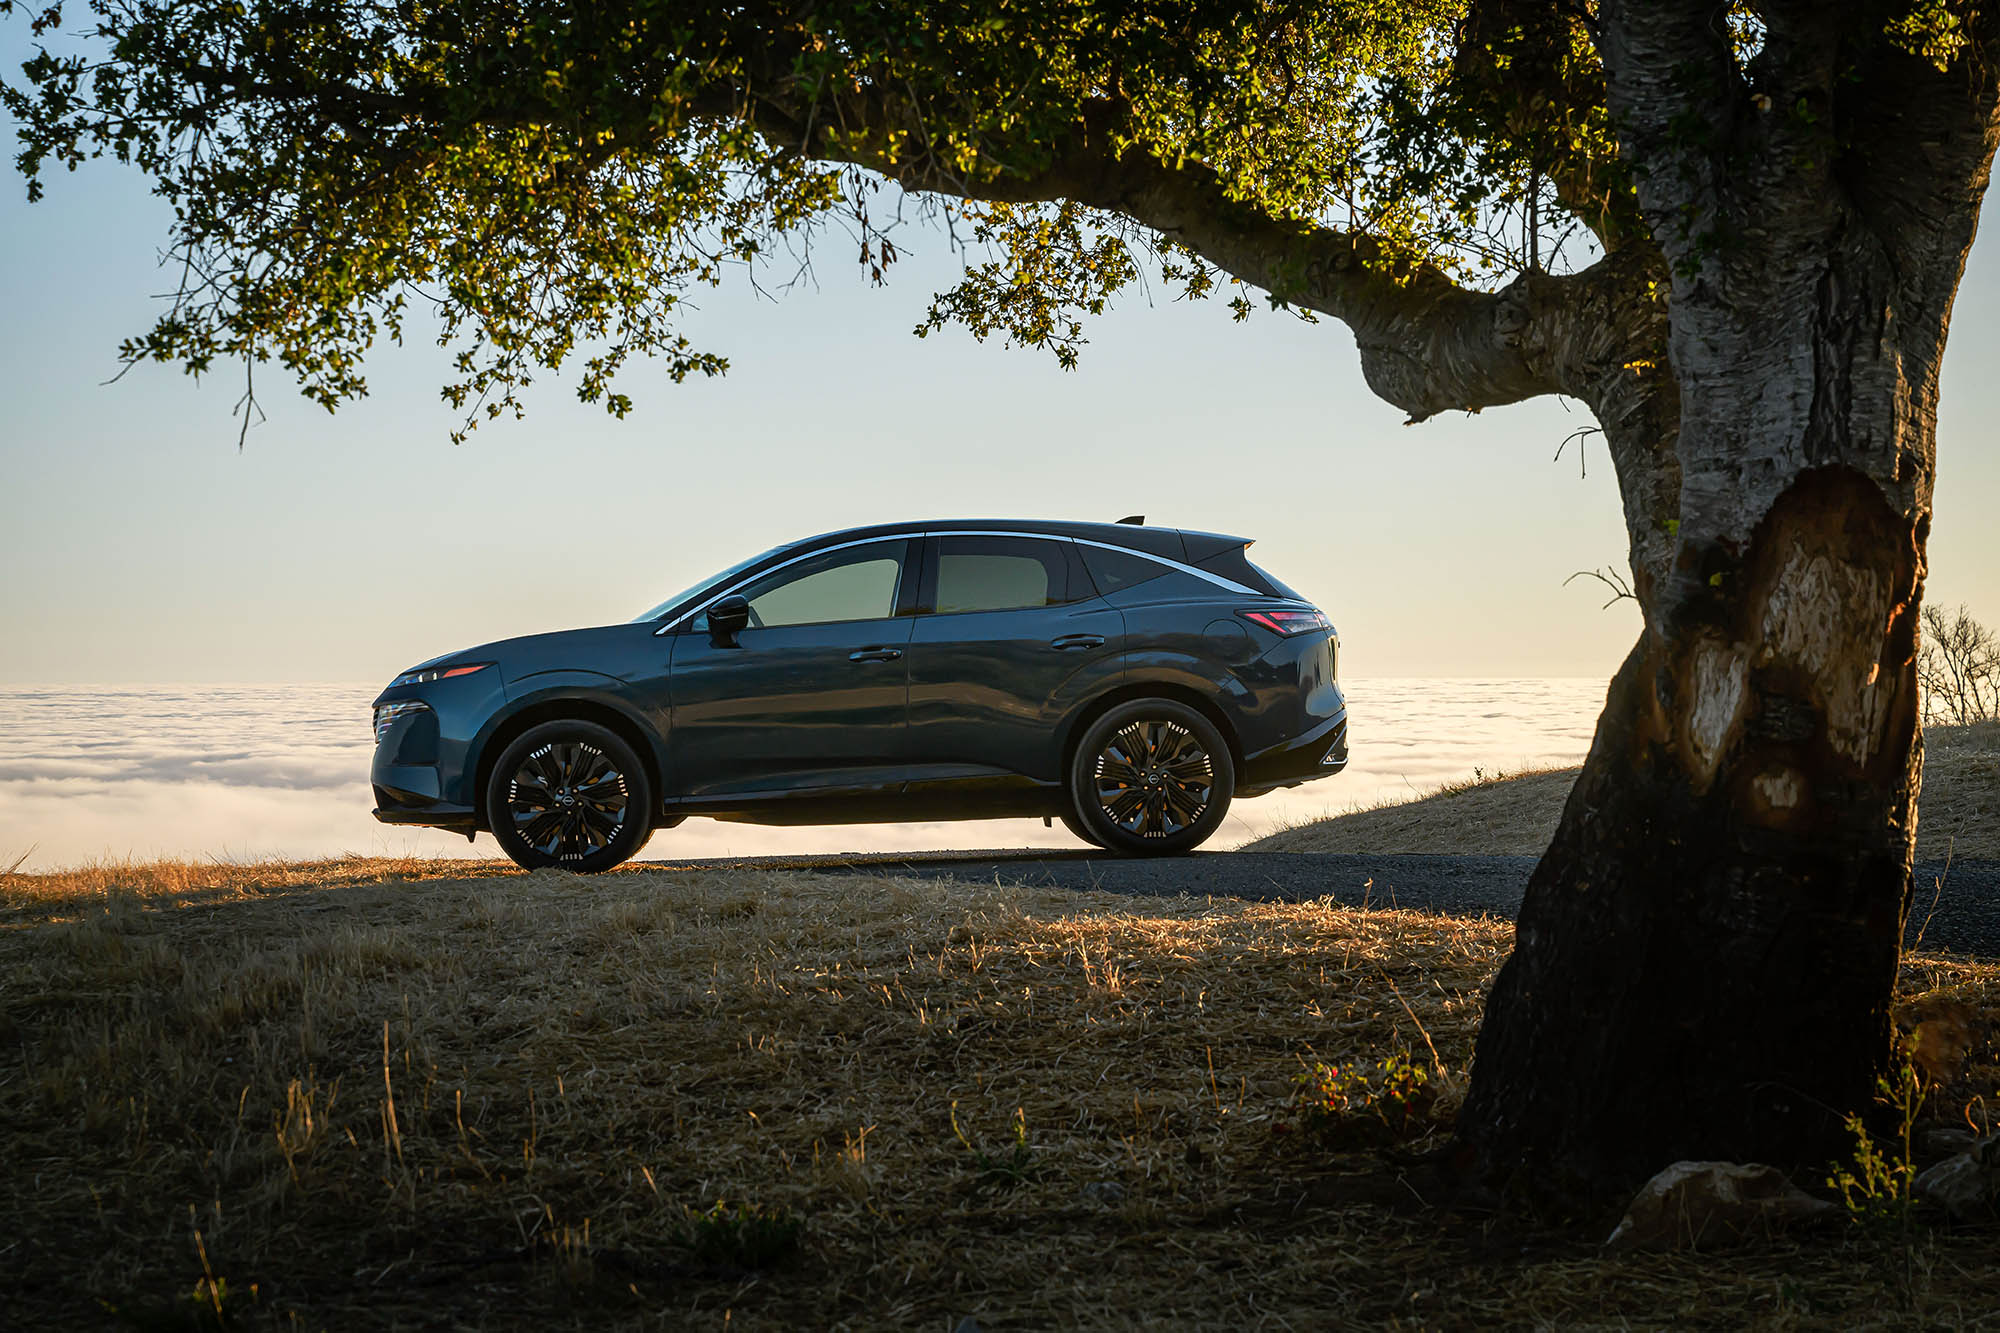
left=1, top=4, right=1971, bottom=447
left=5, top=0, right=1648, bottom=439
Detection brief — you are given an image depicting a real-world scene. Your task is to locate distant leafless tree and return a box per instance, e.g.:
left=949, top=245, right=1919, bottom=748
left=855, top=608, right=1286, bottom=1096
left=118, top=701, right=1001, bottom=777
left=1919, top=604, right=2000, bottom=726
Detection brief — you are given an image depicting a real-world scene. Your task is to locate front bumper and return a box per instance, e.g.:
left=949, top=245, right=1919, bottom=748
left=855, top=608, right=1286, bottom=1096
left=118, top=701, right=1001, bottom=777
left=373, top=801, right=479, bottom=833
left=372, top=738, right=482, bottom=832
left=1238, top=708, right=1348, bottom=795
left=372, top=775, right=479, bottom=833
left=370, top=670, right=508, bottom=832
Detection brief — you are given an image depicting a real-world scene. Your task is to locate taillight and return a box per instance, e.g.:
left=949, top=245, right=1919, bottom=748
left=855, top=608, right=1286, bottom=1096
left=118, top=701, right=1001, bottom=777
left=1238, top=607, right=1330, bottom=635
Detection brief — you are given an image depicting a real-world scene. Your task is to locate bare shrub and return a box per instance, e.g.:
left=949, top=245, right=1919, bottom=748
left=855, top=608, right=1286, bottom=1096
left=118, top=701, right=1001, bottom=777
left=1919, top=604, right=2000, bottom=726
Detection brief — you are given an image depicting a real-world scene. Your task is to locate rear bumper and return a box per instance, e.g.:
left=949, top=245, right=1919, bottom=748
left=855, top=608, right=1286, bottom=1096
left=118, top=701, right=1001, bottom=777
left=1239, top=709, right=1348, bottom=795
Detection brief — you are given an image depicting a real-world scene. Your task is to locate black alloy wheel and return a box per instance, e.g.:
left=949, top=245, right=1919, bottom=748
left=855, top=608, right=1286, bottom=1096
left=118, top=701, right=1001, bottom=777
left=485, top=719, right=654, bottom=872
left=1067, top=699, right=1233, bottom=856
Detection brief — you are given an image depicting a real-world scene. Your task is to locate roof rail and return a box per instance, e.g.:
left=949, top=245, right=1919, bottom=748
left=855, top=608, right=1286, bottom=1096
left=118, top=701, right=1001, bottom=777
left=1115, top=514, right=1146, bottom=525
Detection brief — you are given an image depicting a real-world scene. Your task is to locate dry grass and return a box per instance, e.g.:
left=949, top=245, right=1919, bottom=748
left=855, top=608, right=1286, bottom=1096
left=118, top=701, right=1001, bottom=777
left=1253, top=722, right=2000, bottom=860
left=3, top=857, right=1999, bottom=1328
left=1924, top=722, right=2000, bottom=859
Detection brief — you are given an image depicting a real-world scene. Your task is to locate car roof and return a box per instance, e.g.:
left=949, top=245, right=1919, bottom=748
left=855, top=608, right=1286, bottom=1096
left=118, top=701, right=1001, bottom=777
left=641, top=520, right=1264, bottom=626
left=784, top=519, right=1254, bottom=564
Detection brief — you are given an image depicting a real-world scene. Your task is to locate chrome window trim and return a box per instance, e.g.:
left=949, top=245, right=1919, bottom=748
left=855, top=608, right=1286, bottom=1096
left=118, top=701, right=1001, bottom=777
left=922, top=531, right=1261, bottom=596
left=655, top=527, right=1262, bottom=634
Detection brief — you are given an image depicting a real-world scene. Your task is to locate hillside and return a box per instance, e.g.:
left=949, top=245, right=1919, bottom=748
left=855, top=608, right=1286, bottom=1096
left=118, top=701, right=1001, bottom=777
left=1250, top=722, right=2000, bottom=860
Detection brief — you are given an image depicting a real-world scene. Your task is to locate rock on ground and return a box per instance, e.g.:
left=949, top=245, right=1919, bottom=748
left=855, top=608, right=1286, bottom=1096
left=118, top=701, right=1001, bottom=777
left=1606, top=1161, right=1840, bottom=1251
left=1914, top=1136, right=2000, bottom=1220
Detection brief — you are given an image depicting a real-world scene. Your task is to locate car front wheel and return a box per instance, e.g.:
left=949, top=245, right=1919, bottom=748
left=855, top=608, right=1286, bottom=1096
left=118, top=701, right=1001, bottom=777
left=485, top=720, right=654, bottom=873
left=1067, top=700, right=1233, bottom=856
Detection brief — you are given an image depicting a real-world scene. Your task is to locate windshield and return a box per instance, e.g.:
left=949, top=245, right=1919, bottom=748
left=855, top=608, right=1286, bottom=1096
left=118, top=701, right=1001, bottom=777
left=630, top=544, right=790, bottom=623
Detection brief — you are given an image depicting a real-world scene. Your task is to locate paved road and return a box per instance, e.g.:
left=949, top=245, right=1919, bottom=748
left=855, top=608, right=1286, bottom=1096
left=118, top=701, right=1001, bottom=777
left=639, top=848, right=2000, bottom=957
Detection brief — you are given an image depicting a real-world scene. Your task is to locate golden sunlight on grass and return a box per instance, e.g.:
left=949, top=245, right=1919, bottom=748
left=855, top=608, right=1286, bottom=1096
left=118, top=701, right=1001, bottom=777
left=3, top=858, right=1997, bottom=1327
left=1253, top=722, right=2000, bottom=859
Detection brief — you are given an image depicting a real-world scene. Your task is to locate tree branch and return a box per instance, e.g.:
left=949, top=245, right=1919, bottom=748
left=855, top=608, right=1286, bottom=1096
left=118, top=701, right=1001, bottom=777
left=1453, top=0, right=1644, bottom=253
left=1594, top=5, right=1742, bottom=256
left=748, top=92, right=1660, bottom=423
left=1837, top=21, right=2000, bottom=269
left=104, top=16, right=1678, bottom=438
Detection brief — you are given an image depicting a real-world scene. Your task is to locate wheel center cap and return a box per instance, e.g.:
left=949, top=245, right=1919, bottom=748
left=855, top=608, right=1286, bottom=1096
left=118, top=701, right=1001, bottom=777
left=558, top=791, right=575, bottom=805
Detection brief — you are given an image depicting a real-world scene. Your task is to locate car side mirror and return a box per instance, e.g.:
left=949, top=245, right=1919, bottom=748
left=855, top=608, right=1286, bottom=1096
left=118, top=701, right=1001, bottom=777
left=707, top=594, right=751, bottom=647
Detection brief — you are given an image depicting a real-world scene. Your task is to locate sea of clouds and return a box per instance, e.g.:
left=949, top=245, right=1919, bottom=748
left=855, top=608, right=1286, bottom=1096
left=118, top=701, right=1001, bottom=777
left=0, top=678, right=1607, bottom=871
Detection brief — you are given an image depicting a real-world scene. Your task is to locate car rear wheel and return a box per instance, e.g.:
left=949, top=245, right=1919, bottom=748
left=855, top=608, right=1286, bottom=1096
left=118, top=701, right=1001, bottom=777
left=1067, top=700, right=1233, bottom=856
left=485, top=720, right=654, bottom=873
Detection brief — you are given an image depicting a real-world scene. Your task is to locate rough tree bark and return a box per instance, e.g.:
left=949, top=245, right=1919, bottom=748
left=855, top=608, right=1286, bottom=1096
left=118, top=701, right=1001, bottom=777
left=1457, top=3, right=2000, bottom=1182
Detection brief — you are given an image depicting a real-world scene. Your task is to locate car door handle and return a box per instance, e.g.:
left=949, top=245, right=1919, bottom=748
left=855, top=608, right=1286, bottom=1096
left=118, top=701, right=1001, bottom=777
left=849, top=647, right=904, bottom=663
left=1050, top=634, right=1106, bottom=651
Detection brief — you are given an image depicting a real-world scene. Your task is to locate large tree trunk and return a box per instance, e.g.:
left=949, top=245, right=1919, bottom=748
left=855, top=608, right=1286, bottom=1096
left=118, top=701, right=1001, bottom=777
left=1462, top=356, right=1936, bottom=1182
left=1456, top=9, right=2000, bottom=1184
left=1461, top=555, right=1924, bottom=1179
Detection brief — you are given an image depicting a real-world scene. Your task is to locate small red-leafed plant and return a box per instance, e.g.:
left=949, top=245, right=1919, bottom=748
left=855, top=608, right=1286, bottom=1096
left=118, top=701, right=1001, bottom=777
left=1290, top=1052, right=1437, bottom=1145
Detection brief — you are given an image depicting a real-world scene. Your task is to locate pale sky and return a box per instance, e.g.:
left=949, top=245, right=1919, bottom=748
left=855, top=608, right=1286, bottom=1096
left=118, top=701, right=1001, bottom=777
left=4, top=96, right=1997, bottom=686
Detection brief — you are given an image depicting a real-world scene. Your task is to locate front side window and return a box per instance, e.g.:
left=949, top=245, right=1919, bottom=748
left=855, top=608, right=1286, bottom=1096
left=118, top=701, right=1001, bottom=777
left=933, top=536, right=1077, bottom=614
left=731, top=541, right=907, bottom=628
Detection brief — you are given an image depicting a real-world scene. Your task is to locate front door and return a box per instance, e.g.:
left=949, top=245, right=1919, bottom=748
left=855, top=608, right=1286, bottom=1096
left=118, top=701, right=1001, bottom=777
left=667, top=538, right=917, bottom=798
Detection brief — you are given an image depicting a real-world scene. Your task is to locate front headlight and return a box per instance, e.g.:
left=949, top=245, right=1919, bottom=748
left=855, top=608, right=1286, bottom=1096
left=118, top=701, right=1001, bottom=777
left=373, top=699, right=432, bottom=744
left=392, top=661, right=492, bottom=688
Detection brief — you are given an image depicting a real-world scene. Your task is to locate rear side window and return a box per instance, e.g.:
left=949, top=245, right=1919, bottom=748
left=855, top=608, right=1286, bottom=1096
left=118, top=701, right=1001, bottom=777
left=933, top=536, right=1077, bottom=613
left=1078, top=544, right=1170, bottom=595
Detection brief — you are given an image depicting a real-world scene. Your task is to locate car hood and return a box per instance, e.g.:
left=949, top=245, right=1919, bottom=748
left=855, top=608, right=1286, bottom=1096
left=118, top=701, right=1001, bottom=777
left=398, top=624, right=656, bottom=684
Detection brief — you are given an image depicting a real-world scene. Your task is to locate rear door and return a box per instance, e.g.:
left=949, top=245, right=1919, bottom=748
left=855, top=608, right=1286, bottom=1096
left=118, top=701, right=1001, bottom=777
left=667, top=538, right=917, bottom=797
left=903, top=534, right=1124, bottom=785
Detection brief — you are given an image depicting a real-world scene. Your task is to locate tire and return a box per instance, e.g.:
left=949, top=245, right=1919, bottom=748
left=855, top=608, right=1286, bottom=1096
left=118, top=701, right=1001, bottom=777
left=1059, top=810, right=1106, bottom=849
left=1067, top=699, right=1233, bottom=856
left=485, top=719, right=655, bottom=873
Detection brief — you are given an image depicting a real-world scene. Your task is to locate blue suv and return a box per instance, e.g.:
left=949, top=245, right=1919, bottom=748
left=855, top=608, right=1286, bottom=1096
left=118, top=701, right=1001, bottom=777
left=371, top=519, right=1347, bottom=870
